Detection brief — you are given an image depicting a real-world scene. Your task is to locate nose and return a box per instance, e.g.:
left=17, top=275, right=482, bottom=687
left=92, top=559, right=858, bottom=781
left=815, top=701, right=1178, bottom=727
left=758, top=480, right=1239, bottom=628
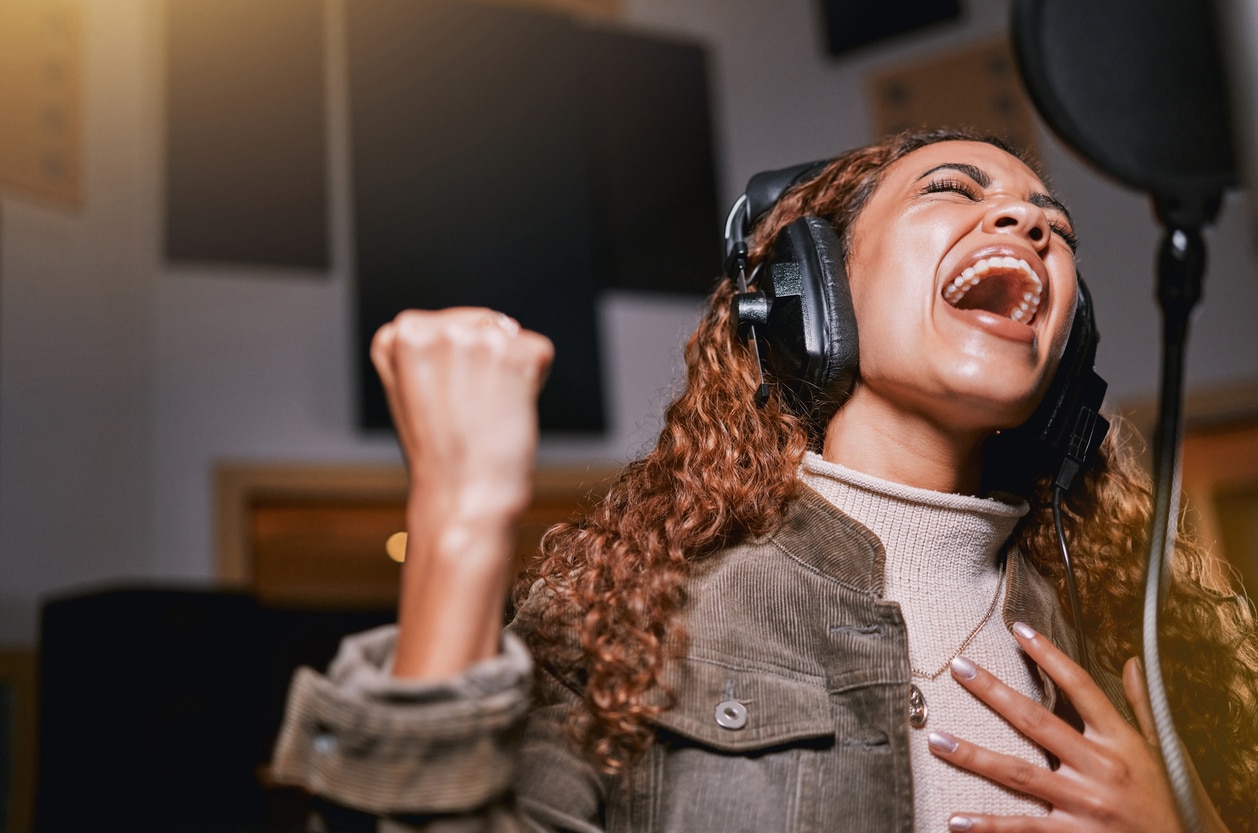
left=981, top=198, right=1051, bottom=251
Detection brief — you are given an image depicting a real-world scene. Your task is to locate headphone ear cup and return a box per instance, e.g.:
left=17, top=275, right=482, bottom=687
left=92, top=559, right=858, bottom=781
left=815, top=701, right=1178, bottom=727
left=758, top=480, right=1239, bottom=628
left=757, top=216, right=858, bottom=422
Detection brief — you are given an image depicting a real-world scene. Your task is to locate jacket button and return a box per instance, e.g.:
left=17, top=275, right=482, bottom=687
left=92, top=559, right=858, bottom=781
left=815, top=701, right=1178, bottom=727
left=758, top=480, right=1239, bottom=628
left=714, top=699, right=748, bottom=730
left=313, top=732, right=337, bottom=755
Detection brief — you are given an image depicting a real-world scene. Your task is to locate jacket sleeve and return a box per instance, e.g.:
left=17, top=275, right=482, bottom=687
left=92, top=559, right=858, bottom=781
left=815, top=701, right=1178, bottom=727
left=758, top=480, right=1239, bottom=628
left=269, top=625, right=606, bottom=833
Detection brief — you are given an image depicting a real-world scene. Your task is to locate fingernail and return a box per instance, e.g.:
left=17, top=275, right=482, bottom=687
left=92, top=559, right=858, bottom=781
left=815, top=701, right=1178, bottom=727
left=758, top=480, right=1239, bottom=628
left=928, top=730, right=958, bottom=753
left=1012, top=621, right=1037, bottom=640
left=951, top=655, right=977, bottom=680
left=949, top=815, right=975, bottom=831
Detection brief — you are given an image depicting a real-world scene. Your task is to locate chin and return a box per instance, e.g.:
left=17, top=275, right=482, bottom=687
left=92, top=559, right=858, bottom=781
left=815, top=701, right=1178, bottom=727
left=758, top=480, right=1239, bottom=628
left=946, top=376, right=1047, bottom=433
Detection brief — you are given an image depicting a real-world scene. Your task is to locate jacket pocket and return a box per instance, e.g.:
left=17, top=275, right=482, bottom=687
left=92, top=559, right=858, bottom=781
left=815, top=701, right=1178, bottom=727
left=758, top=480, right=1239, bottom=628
left=653, top=654, right=833, bottom=751
left=609, top=657, right=834, bottom=833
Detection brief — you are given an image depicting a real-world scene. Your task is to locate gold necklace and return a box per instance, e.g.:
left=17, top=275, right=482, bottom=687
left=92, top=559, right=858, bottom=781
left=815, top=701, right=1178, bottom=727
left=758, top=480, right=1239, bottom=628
left=907, top=569, right=1005, bottom=729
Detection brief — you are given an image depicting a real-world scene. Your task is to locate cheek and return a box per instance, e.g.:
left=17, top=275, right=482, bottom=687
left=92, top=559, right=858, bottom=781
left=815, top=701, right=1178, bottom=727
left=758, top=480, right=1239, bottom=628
left=1045, top=275, right=1081, bottom=363
left=846, top=226, right=936, bottom=322
left=850, top=301, right=920, bottom=380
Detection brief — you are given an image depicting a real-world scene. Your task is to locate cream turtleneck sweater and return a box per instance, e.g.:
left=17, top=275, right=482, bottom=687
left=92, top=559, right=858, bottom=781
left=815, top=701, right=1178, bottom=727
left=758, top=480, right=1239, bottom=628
left=799, top=452, right=1050, bottom=830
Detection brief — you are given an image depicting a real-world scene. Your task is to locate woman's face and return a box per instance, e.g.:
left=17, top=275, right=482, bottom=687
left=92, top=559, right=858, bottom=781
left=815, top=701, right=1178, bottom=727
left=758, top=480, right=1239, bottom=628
left=844, top=140, right=1080, bottom=434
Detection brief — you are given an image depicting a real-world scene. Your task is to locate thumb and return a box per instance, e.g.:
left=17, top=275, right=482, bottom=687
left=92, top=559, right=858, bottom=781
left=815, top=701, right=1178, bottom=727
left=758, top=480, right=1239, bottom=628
left=1123, top=655, right=1160, bottom=747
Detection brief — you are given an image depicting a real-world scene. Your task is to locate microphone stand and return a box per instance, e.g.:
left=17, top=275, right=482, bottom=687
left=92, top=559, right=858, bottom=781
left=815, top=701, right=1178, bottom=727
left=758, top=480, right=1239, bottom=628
left=1143, top=190, right=1221, bottom=833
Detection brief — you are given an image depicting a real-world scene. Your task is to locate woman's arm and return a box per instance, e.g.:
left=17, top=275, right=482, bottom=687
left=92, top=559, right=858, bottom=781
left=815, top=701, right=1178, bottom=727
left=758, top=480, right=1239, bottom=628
left=927, top=622, right=1228, bottom=832
left=369, top=308, right=553, bottom=680
left=271, top=308, right=608, bottom=829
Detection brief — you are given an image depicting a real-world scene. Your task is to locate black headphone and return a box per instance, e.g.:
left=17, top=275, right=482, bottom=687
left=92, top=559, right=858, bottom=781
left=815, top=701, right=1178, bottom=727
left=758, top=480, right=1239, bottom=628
left=725, top=160, right=1110, bottom=492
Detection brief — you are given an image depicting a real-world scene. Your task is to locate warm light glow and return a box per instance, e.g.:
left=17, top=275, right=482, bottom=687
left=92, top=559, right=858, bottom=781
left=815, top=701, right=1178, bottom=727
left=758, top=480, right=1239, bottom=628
left=385, top=531, right=407, bottom=563
left=0, top=0, right=83, bottom=205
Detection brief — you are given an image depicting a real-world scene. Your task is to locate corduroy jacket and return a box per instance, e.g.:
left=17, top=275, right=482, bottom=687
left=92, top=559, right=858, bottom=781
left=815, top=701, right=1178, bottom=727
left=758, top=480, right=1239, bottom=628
left=271, top=487, right=1132, bottom=832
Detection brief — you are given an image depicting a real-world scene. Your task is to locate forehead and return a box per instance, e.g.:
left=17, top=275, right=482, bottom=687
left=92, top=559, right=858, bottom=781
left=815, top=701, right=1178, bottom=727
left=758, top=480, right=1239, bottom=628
left=881, top=140, right=1046, bottom=192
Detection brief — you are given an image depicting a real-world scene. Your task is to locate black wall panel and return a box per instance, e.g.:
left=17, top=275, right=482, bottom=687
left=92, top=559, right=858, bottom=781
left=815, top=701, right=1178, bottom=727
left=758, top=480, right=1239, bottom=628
left=348, top=0, right=604, bottom=432
left=820, top=0, right=962, bottom=57
left=347, top=1, right=720, bottom=433
left=165, top=0, right=329, bottom=269
left=580, top=27, right=722, bottom=293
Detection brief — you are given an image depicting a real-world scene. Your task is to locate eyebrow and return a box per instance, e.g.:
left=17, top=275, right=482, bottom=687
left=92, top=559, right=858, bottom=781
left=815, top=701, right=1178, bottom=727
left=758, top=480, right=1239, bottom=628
left=915, top=162, right=1074, bottom=225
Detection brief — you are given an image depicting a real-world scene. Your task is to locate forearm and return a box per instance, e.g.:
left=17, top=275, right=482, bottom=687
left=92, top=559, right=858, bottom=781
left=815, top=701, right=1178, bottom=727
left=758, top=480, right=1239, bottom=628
left=393, top=492, right=518, bottom=680
left=369, top=308, right=549, bottom=682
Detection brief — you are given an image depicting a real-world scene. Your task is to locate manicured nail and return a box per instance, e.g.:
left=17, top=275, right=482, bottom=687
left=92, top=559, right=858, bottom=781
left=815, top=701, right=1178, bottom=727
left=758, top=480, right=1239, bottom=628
left=951, top=655, right=978, bottom=680
left=949, top=815, right=975, bottom=831
left=928, top=730, right=958, bottom=753
left=1012, top=621, right=1037, bottom=640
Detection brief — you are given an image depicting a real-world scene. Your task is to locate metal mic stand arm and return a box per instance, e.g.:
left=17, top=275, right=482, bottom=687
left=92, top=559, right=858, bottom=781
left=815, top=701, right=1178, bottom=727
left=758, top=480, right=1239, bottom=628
left=1142, top=191, right=1220, bottom=833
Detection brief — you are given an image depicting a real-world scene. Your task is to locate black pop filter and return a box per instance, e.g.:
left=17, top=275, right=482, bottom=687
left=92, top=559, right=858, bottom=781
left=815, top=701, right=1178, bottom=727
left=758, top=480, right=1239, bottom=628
left=1012, top=3, right=1239, bottom=831
left=1012, top=0, right=1236, bottom=214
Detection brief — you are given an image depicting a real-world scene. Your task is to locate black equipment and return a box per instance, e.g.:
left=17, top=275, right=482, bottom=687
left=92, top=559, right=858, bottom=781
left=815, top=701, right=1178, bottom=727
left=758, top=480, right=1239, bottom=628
left=34, top=586, right=395, bottom=832
left=723, top=159, right=857, bottom=420
left=1012, top=2, right=1239, bottom=829
left=723, top=160, right=1110, bottom=487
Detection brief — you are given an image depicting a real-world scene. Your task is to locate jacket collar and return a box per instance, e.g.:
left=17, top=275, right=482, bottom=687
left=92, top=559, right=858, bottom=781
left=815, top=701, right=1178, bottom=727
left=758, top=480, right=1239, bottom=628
left=769, top=486, right=888, bottom=596
left=772, top=485, right=1100, bottom=715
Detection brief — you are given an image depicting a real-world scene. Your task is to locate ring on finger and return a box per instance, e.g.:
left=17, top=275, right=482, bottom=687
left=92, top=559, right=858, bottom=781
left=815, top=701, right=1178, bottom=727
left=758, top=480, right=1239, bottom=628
left=481, top=311, right=520, bottom=336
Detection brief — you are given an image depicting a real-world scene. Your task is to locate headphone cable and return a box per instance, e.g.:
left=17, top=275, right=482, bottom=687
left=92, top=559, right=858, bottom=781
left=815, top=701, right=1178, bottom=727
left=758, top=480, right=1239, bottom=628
left=1052, top=487, right=1089, bottom=680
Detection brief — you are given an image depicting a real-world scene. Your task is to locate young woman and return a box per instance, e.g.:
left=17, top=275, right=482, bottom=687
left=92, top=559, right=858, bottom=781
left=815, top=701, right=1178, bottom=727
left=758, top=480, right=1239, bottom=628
left=272, top=128, right=1258, bottom=832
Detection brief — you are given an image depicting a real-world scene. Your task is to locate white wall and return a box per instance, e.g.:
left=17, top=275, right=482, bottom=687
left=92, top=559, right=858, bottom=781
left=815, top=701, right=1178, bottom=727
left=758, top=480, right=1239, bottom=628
left=3, top=0, right=1257, bottom=646
left=0, top=2, right=159, bottom=644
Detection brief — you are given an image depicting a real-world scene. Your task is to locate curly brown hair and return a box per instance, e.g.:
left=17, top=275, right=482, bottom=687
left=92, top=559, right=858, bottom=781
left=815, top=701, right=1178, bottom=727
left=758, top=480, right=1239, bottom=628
left=516, top=127, right=1258, bottom=829
left=1016, top=417, right=1258, bottom=830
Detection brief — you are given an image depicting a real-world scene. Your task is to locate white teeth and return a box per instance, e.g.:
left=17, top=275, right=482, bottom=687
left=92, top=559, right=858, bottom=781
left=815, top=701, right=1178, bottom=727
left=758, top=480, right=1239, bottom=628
left=941, top=255, right=1044, bottom=318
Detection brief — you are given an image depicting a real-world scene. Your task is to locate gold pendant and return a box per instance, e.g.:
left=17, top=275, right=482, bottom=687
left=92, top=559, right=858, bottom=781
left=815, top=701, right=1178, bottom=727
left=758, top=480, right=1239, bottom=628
left=908, top=684, right=928, bottom=728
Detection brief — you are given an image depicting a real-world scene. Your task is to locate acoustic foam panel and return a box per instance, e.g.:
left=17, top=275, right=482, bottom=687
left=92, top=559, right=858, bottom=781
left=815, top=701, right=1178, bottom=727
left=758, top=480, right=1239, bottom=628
left=348, top=0, right=605, bottom=432
left=165, top=0, right=329, bottom=269
left=348, top=1, right=720, bottom=433
left=578, top=25, right=722, bottom=293
left=820, top=0, right=962, bottom=57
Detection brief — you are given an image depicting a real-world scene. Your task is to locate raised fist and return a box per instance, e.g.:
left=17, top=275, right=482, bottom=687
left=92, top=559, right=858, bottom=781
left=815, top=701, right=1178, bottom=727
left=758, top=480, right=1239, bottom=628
left=371, top=307, right=554, bottom=522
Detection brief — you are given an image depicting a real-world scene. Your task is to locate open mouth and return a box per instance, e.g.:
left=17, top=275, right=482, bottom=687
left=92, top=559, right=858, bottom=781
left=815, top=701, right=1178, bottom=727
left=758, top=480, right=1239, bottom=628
left=942, top=256, right=1043, bottom=324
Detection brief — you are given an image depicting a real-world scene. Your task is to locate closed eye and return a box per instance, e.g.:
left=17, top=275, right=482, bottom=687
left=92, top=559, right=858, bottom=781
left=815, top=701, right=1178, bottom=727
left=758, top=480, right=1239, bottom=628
left=923, top=178, right=1080, bottom=253
left=1050, top=221, right=1079, bottom=253
left=919, top=178, right=981, bottom=200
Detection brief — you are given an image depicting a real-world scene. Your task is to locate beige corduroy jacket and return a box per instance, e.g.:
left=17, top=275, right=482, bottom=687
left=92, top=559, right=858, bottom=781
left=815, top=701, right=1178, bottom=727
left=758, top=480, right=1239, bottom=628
left=271, top=487, right=1131, bottom=833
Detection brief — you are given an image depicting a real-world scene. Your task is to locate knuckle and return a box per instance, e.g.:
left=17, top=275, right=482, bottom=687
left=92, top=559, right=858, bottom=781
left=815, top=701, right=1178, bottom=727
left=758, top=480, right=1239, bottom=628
left=370, top=324, right=395, bottom=358
left=1019, top=702, right=1052, bottom=734
left=1058, top=664, right=1088, bottom=691
left=522, top=332, right=555, bottom=364
left=1094, top=749, right=1131, bottom=785
left=1006, top=759, right=1040, bottom=790
left=393, top=311, right=434, bottom=345
left=534, top=332, right=556, bottom=358
left=1077, top=790, right=1117, bottom=823
left=392, top=308, right=427, bottom=329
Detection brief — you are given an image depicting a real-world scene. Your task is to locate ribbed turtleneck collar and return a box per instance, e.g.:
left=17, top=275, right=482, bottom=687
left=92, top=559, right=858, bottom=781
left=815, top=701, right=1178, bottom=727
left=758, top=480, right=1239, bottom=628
left=798, top=451, right=1028, bottom=598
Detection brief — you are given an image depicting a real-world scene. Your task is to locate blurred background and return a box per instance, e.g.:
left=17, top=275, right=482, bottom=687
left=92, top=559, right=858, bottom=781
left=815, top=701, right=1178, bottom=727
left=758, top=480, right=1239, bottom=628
left=2, top=0, right=1257, bottom=830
